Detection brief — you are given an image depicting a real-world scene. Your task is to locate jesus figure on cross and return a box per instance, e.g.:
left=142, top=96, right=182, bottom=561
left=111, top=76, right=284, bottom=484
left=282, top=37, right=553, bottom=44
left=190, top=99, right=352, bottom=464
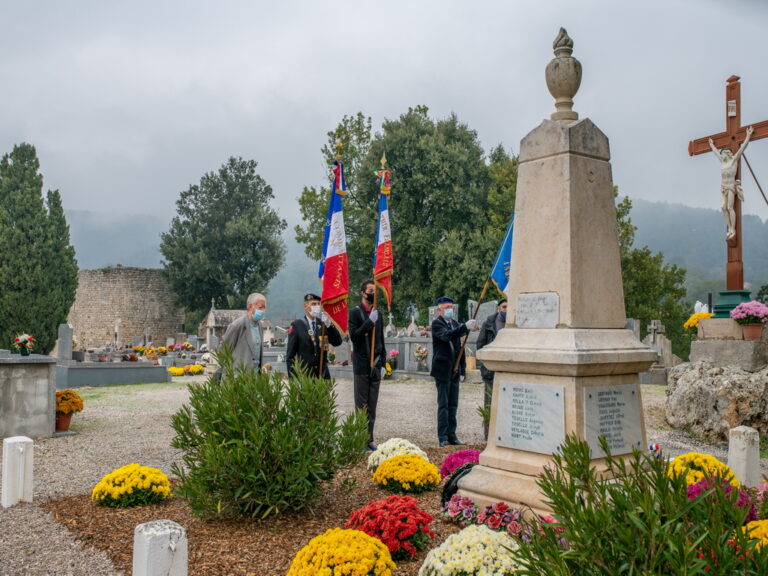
left=709, top=125, right=753, bottom=241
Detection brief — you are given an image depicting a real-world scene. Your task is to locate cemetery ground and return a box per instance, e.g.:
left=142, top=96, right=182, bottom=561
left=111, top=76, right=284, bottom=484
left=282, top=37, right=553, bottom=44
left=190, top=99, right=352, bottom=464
left=0, top=376, right=762, bottom=576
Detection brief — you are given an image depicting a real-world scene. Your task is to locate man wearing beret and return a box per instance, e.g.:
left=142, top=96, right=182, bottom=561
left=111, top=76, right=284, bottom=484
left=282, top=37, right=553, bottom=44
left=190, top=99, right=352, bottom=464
left=349, top=279, right=386, bottom=451
left=286, top=293, right=342, bottom=380
left=431, top=296, right=477, bottom=447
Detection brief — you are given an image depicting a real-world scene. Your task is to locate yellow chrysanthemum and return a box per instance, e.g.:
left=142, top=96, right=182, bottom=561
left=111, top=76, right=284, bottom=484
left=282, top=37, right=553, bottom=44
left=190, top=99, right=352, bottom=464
left=372, top=454, right=441, bottom=494
left=92, top=463, right=172, bottom=507
left=287, top=528, right=395, bottom=576
left=667, top=452, right=739, bottom=487
left=744, top=519, right=768, bottom=550
left=684, top=312, right=714, bottom=331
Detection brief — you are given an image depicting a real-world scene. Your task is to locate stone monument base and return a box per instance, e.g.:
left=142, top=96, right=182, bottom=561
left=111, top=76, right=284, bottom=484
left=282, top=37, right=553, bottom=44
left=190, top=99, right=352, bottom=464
left=690, top=340, right=767, bottom=372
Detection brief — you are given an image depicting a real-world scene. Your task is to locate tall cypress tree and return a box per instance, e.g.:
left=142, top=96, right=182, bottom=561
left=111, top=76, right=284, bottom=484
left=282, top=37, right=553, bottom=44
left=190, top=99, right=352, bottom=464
left=0, top=143, right=78, bottom=354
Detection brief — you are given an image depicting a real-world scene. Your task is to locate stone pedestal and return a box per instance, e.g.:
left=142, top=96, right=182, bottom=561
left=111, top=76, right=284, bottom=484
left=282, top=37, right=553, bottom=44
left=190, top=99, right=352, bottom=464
left=0, top=356, right=57, bottom=439
left=462, top=30, right=656, bottom=513
left=713, top=289, right=751, bottom=319
left=690, top=339, right=767, bottom=372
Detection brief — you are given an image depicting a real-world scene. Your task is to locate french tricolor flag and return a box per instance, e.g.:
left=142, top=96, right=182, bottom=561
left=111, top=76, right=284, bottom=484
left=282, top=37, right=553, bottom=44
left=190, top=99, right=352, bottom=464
left=373, top=168, right=393, bottom=308
left=319, top=160, right=349, bottom=334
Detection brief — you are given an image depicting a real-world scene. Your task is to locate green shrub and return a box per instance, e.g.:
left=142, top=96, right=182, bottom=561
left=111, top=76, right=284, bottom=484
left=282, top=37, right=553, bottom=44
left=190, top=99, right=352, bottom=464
left=170, top=349, right=368, bottom=519
left=515, top=435, right=768, bottom=575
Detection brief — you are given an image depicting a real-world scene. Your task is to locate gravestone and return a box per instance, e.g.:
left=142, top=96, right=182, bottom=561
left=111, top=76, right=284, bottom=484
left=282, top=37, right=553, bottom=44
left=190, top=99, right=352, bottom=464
left=463, top=29, right=656, bottom=513
left=475, top=301, right=499, bottom=323
left=208, top=334, right=220, bottom=351
left=2, top=436, right=33, bottom=508
left=175, top=333, right=187, bottom=345
left=166, top=337, right=175, bottom=347
left=406, top=316, right=418, bottom=337
left=133, top=336, right=142, bottom=347
left=144, top=328, right=152, bottom=346
left=133, top=520, right=187, bottom=576
left=385, top=312, right=397, bottom=338
left=187, top=335, right=200, bottom=350
left=57, top=324, right=73, bottom=361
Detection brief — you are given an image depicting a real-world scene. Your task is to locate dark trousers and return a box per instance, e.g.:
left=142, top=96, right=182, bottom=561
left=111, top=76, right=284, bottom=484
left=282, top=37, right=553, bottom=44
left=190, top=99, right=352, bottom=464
left=435, top=373, right=461, bottom=443
left=354, top=372, right=381, bottom=443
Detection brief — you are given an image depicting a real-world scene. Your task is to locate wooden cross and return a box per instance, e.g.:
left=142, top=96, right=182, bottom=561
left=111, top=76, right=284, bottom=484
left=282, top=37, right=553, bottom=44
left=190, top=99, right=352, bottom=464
left=688, top=75, right=768, bottom=290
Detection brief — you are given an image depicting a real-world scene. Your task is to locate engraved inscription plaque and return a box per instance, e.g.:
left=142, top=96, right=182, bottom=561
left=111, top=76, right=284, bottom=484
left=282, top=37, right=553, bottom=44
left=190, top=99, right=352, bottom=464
left=496, top=381, right=565, bottom=454
left=516, top=292, right=559, bottom=328
left=583, top=384, right=643, bottom=457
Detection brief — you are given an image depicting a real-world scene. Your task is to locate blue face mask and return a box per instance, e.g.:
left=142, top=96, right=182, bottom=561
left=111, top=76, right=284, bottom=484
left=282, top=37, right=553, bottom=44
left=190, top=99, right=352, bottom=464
left=252, top=309, right=265, bottom=322
left=444, top=308, right=454, bottom=319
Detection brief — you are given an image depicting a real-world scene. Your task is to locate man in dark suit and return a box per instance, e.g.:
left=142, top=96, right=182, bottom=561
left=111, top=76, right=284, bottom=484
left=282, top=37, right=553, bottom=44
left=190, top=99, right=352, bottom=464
left=349, top=279, right=386, bottom=451
left=431, top=295, right=477, bottom=447
left=476, top=299, right=507, bottom=439
left=286, top=293, right=343, bottom=380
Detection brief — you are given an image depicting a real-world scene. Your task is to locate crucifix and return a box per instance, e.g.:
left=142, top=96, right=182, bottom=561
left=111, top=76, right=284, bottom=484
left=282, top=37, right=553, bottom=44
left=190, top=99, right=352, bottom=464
left=688, top=75, right=768, bottom=291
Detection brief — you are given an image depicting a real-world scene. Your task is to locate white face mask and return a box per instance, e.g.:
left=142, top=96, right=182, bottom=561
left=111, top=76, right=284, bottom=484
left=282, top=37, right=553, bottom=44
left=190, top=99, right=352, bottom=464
left=444, top=308, right=454, bottom=319
left=310, top=305, right=321, bottom=317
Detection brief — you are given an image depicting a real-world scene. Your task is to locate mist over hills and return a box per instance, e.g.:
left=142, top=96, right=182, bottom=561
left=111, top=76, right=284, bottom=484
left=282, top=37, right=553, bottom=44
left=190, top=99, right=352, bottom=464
left=65, top=199, right=768, bottom=320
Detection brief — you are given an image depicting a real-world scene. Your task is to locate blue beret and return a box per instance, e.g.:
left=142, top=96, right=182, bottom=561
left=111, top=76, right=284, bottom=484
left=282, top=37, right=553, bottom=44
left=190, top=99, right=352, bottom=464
left=436, top=296, right=454, bottom=304
left=304, top=293, right=321, bottom=302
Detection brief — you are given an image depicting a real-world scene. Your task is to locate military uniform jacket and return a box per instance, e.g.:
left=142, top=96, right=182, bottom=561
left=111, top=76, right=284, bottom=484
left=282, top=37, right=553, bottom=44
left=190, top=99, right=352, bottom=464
left=348, top=304, right=386, bottom=376
left=430, top=316, right=469, bottom=380
left=476, top=312, right=502, bottom=382
left=286, top=316, right=342, bottom=379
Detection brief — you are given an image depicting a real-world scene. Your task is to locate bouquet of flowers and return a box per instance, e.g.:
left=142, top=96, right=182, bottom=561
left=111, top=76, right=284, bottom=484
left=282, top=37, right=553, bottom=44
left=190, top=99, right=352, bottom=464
left=56, top=389, right=84, bottom=415
left=368, top=438, right=429, bottom=471
left=167, top=366, right=185, bottom=377
left=12, top=333, right=34, bottom=351
left=418, top=524, right=522, bottom=576
left=372, top=454, right=441, bottom=494
left=683, top=312, right=714, bottom=335
left=439, top=449, right=481, bottom=477
left=389, top=349, right=400, bottom=358
left=413, top=345, right=428, bottom=361
left=346, top=495, right=435, bottom=560
left=286, top=528, right=395, bottom=576
left=91, top=463, right=172, bottom=508
left=730, top=301, right=768, bottom=325
left=667, top=451, right=739, bottom=487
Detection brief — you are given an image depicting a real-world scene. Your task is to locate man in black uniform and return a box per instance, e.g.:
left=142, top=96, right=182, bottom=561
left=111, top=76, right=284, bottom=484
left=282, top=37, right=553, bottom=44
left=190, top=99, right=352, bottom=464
left=286, top=293, right=342, bottom=380
left=431, top=296, right=477, bottom=447
left=476, top=298, right=507, bottom=440
left=348, top=279, right=386, bottom=451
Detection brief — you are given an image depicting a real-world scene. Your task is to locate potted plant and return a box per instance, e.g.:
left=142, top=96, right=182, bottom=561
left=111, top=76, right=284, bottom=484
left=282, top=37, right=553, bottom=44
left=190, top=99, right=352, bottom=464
left=388, top=349, right=400, bottom=370
left=413, top=344, right=429, bottom=371
left=12, top=333, right=34, bottom=356
left=55, top=389, right=84, bottom=432
left=730, top=301, right=768, bottom=341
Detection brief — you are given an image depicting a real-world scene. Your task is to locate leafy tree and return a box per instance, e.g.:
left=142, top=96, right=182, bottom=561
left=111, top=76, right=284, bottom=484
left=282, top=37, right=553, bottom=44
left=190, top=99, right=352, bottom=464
left=297, top=107, right=512, bottom=318
left=757, top=283, right=768, bottom=304
left=160, top=157, right=286, bottom=313
left=616, top=193, right=689, bottom=358
left=0, top=143, right=78, bottom=354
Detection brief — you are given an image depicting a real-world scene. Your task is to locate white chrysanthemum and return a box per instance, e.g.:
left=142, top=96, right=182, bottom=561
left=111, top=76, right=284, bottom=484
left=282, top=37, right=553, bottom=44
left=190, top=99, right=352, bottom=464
left=418, top=524, right=521, bottom=576
left=367, top=437, right=429, bottom=471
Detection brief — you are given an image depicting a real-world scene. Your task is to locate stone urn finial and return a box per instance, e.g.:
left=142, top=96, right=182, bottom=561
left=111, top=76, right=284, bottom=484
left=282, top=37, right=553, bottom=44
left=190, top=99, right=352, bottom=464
left=545, top=27, right=582, bottom=121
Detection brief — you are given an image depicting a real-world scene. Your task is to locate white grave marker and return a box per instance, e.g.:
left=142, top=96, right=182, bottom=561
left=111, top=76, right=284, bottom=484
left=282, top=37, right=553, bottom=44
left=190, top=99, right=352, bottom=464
left=133, top=520, right=188, bottom=576
left=2, top=436, right=34, bottom=508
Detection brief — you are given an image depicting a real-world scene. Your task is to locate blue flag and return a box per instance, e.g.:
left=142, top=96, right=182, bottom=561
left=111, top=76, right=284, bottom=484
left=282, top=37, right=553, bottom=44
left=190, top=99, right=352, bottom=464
left=489, top=214, right=514, bottom=296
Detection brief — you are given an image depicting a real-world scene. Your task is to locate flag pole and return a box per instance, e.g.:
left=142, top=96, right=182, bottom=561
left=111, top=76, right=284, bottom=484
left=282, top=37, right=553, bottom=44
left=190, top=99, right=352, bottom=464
left=320, top=138, right=344, bottom=375
left=369, top=152, right=388, bottom=372
left=452, top=276, right=492, bottom=375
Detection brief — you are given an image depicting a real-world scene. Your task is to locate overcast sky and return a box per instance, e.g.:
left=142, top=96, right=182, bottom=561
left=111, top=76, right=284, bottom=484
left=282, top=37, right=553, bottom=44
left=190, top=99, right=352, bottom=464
left=3, top=0, right=768, bottom=230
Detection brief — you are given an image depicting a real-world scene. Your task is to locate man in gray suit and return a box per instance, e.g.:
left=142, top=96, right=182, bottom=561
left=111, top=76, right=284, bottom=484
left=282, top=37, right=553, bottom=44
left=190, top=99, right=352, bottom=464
left=221, top=292, right=267, bottom=371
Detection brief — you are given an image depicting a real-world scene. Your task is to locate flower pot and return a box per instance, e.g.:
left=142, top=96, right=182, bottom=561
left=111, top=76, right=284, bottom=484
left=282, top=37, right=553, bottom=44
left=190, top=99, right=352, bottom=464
left=417, top=359, right=428, bottom=372
left=389, top=357, right=398, bottom=371
left=19, top=347, right=30, bottom=357
left=55, top=412, right=73, bottom=432
left=742, top=323, right=764, bottom=341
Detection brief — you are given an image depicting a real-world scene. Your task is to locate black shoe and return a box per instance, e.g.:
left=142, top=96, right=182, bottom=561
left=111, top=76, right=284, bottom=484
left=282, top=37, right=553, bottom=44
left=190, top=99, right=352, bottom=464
left=367, top=442, right=378, bottom=451
left=439, top=440, right=450, bottom=447
left=449, top=439, right=465, bottom=446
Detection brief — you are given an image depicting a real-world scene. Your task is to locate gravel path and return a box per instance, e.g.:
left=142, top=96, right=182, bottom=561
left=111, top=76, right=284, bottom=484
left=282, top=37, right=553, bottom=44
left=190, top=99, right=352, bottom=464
left=0, top=377, right=759, bottom=575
